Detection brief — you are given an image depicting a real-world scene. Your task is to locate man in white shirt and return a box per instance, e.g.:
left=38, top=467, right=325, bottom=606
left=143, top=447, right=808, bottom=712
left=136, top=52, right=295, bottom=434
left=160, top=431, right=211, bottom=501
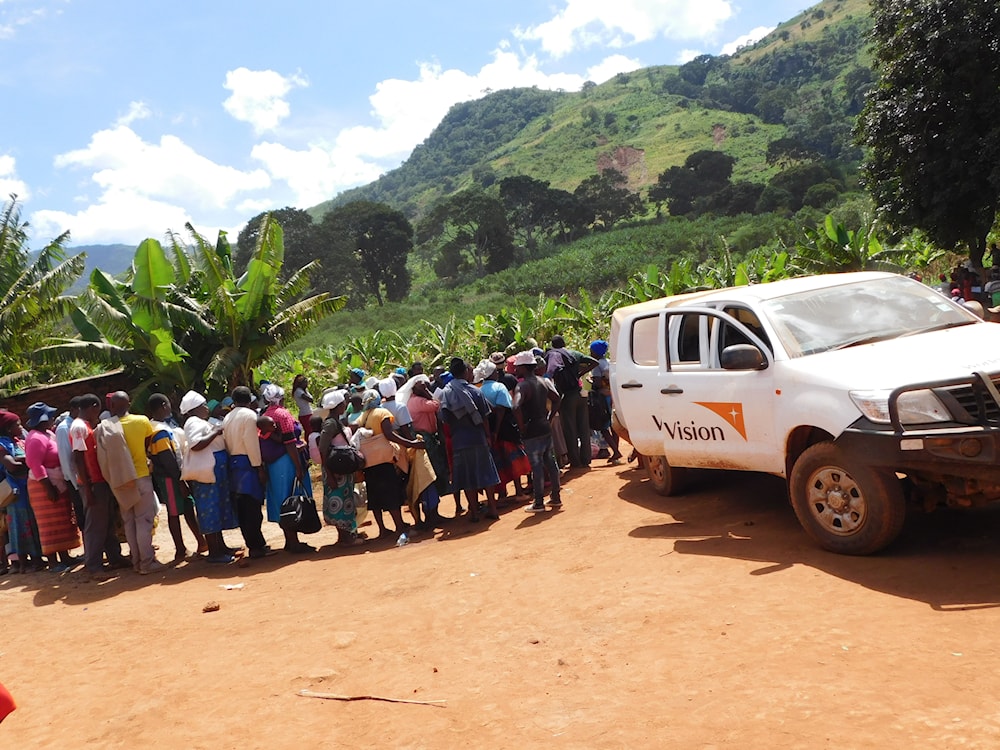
left=222, top=386, right=272, bottom=558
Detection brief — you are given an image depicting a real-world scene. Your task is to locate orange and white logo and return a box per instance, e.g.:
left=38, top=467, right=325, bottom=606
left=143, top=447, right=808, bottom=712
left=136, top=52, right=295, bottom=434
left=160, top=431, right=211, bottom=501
left=694, top=402, right=747, bottom=440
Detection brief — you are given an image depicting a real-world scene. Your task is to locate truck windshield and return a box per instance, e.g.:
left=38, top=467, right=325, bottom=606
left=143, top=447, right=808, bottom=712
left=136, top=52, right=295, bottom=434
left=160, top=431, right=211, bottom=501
left=761, top=275, right=977, bottom=357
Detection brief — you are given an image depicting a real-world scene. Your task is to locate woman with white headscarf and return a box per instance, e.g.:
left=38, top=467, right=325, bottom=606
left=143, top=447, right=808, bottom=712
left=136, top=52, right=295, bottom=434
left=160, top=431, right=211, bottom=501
left=317, top=389, right=362, bottom=544
left=260, top=384, right=314, bottom=554
left=179, top=391, right=238, bottom=563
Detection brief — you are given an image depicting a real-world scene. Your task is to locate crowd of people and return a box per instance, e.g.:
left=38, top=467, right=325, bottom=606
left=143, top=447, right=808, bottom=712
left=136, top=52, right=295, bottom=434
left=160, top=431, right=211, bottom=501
left=0, top=336, right=622, bottom=582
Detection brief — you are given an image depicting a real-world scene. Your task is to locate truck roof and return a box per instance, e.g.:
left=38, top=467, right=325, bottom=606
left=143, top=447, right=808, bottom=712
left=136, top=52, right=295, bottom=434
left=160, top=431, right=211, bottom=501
left=610, top=271, right=899, bottom=326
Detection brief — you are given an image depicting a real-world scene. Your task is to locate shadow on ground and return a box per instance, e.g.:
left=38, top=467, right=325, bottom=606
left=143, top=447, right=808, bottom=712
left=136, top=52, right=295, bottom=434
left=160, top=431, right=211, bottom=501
left=619, top=465, right=1000, bottom=611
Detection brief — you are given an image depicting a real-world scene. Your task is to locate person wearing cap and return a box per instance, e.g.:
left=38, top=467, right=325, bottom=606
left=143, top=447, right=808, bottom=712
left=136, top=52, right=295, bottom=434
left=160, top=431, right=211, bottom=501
left=23, top=401, right=82, bottom=571
left=147, top=393, right=207, bottom=562
left=589, top=340, right=623, bottom=464
left=95, top=391, right=164, bottom=575
left=440, top=357, right=500, bottom=522
left=348, top=368, right=366, bottom=394
left=204, top=399, right=222, bottom=425
left=316, top=389, right=362, bottom=543
left=513, top=351, right=563, bottom=512
left=179, top=390, right=239, bottom=563
left=0, top=409, right=42, bottom=573
left=71, top=393, right=130, bottom=579
left=222, top=386, right=272, bottom=559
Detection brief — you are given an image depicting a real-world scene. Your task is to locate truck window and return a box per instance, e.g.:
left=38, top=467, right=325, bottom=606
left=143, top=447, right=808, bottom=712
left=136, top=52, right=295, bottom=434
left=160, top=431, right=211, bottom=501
left=667, top=312, right=718, bottom=368
left=721, top=306, right=772, bottom=353
left=630, top=315, right=659, bottom=366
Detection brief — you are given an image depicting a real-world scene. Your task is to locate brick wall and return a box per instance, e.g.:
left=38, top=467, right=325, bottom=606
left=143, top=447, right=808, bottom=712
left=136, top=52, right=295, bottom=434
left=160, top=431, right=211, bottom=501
left=1, top=370, right=133, bottom=421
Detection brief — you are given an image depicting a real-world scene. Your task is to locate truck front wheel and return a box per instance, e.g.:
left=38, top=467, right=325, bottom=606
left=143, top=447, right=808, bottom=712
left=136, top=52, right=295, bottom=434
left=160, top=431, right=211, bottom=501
left=646, top=455, right=686, bottom=496
left=789, top=442, right=905, bottom=555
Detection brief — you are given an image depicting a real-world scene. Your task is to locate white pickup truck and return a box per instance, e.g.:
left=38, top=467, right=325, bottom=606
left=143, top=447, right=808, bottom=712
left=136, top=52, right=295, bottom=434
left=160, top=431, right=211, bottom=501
left=610, top=271, right=1000, bottom=555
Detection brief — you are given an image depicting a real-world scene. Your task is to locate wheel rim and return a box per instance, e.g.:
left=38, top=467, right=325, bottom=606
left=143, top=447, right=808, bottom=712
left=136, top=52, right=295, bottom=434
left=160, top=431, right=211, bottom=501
left=648, top=456, right=667, bottom=485
left=804, top=465, right=867, bottom=536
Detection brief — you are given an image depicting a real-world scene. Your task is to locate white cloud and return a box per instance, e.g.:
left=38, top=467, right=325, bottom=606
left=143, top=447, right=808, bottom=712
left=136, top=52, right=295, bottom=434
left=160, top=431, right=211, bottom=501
left=116, top=100, right=151, bottom=127
left=223, top=67, right=308, bottom=134
left=584, top=55, right=642, bottom=84
left=0, top=4, right=51, bottom=40
left=249, top=47, right=598, bottom=208
left=0, top=155, right=29, bottom=200
left=720, top=25, right=774, bottom=56
left=677, top=49, right=703, bottom=64
left=31, top=124, right=271, bottom=243
left=515, top=0, right=733, bottom=58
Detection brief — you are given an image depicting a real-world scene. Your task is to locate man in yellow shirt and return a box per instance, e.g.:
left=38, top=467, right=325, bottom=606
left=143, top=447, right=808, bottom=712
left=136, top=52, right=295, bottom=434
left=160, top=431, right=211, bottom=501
left=106, top=391, right=163, bottom=575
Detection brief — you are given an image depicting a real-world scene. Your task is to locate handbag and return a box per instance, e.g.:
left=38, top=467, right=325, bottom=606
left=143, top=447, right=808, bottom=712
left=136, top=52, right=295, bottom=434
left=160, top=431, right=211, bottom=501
left=325, top=421, right=365, bottom=475
left=0, top=477, right=15, bottom=509
left=278, top=480, right=322, bottom=534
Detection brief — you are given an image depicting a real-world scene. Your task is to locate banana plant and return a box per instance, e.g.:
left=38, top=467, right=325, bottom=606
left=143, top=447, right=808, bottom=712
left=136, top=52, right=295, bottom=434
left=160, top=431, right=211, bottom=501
left=0, top=197, right=86, bottom=391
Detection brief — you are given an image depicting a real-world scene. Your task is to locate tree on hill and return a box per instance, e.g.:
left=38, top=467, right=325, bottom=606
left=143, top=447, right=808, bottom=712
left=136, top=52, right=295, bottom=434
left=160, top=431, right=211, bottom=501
left=417, top=189, right=516, bottom=280
left=236, top=207, right=318, bottom=276
left=317, top=201, right=414, bottom=306
left=859, top=0, right=1000, bottom=267
left=499, top=175, right=592, bottom=251
left=649, top=150, right=735, bottom=217
left=573, top=171, right=644, bottom=230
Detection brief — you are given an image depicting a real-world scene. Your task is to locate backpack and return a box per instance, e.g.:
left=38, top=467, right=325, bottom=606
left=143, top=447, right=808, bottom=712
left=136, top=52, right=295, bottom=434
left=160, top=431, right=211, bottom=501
left=551, top=349, right=580, bottom=395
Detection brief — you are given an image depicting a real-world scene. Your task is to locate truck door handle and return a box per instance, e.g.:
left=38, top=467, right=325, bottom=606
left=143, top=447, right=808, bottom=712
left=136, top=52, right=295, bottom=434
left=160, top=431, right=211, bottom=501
left=620, top=382, right=643, bottom=389
left=661, top=387, right=684, bottom=394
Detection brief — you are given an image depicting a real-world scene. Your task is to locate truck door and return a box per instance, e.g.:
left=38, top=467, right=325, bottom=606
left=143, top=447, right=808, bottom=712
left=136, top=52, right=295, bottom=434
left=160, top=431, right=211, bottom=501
left=616, top=307, right=781, bottom=473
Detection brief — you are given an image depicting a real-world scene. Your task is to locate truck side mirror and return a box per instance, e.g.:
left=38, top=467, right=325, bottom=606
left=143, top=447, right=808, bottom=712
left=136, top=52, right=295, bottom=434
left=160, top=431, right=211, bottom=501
left=720, top=344, right=767, bottom=371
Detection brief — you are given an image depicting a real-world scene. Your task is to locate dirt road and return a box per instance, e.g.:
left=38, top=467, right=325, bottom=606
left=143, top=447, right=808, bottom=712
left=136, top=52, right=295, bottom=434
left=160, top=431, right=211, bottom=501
left=4, top=462, right=1000, bottom=748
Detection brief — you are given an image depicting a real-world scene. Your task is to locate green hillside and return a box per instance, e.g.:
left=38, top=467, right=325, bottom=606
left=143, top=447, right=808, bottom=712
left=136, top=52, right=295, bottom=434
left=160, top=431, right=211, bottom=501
left=310, top=0, right=872, bottom=224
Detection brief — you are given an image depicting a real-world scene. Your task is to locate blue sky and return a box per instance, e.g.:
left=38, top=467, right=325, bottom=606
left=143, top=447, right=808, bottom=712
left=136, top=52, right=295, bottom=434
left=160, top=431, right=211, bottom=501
left=0, top=0, right=815, bottom=247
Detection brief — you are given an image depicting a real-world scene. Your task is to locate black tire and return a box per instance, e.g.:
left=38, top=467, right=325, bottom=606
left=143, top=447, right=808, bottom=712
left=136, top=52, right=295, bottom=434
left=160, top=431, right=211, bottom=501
left=789, top=442, right=905, bottom=555
left=646, top=455, right=686, bottom=497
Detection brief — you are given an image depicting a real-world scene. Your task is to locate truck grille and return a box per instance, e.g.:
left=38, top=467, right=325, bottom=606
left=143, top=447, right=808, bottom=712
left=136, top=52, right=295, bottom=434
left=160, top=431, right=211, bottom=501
left=943, top=376, right=1000, bottom=424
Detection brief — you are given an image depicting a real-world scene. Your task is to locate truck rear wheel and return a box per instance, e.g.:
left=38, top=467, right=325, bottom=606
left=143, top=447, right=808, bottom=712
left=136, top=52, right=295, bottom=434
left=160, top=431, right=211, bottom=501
left=646, top=455, right=685, bottom=496
left=789, top=442, right=905, bottom=555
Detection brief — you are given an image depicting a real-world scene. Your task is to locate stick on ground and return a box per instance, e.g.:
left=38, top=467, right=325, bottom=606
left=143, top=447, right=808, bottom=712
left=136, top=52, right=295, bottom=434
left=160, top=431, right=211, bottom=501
left=297, top=689, right=446, bottom=707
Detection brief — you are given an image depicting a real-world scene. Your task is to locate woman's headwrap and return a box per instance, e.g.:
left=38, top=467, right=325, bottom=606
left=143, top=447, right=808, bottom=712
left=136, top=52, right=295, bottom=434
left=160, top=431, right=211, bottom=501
left=361, top=389, right=381, bottom=411
left=261, top=383, right=284, bottom=405
left=396, top=374, right=430, bottom=408
left=179, top=390, right=207, bottom=416
left=377, top=377, right=398, bottom=398
left=349, top=367, right=366, bottom=381
left=0, top=409, right=19, bottom=433
left=590, top=339, right=609, bottom=358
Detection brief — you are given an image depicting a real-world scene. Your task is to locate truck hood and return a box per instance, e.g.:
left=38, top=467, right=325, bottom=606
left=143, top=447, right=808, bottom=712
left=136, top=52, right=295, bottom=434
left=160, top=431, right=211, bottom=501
left=779, top=321, right=1000, bottom=388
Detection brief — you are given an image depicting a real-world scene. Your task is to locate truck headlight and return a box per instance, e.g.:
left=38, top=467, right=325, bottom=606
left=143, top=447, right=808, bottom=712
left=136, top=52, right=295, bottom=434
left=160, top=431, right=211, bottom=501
left=849, top=389, right=951, bottom=425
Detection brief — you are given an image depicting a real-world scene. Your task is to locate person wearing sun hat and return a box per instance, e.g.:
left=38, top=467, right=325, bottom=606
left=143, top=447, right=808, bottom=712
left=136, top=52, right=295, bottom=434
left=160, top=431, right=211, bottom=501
left=23, top=402, right=82, bottom=571
left=512, top=351, right=563, bottom=513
